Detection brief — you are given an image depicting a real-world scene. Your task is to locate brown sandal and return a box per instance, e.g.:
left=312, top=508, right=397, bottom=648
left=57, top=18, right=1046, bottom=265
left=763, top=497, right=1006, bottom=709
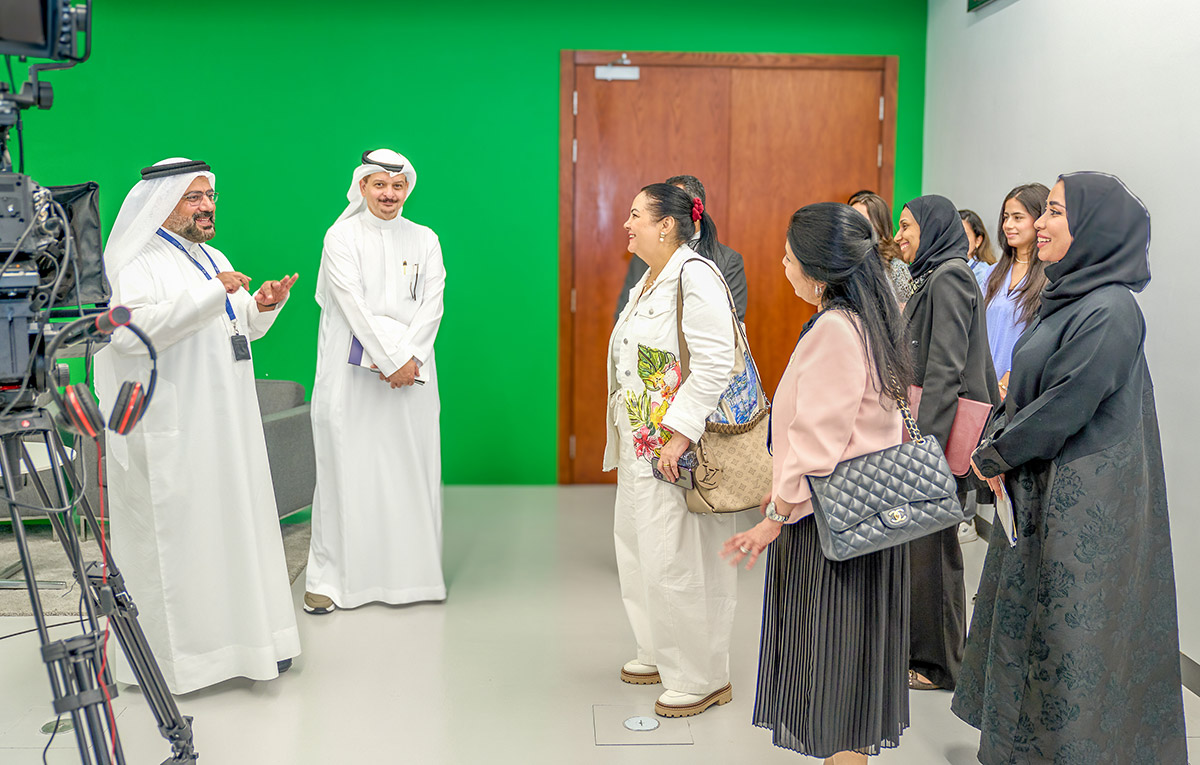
left=908, top=669, right=941, bottom=691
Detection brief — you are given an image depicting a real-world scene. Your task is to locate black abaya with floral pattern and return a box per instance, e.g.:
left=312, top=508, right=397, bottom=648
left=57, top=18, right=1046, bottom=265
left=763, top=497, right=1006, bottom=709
left=951, top=173, right=1186, bottom=764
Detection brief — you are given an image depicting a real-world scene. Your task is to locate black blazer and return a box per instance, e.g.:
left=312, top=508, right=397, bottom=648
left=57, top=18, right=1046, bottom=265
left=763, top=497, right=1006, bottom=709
left=903, top=259, right=1001, bottom=486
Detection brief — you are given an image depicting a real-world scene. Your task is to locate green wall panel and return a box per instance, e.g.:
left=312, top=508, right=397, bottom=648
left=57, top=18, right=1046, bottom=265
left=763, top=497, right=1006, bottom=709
left=14, top=0, right=927, bottom=484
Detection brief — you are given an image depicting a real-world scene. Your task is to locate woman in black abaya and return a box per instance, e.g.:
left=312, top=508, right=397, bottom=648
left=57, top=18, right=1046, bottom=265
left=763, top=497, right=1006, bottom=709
left=953, top=172, right=1186, bottom=764
left=896, top=195, right=1000, bottom=691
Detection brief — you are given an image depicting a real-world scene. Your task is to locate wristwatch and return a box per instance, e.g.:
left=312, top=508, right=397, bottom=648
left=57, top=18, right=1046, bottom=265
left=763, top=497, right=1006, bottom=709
left=764, top=501, right=789, bottom=524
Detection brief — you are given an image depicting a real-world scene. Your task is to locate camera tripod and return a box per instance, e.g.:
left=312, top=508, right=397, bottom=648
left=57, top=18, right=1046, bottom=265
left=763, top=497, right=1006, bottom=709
left=1, top=406, right=197, bottom=764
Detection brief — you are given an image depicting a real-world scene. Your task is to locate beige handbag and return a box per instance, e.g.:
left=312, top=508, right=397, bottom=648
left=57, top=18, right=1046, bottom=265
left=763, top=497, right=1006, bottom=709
left=674, top=259, right=773, bottom=514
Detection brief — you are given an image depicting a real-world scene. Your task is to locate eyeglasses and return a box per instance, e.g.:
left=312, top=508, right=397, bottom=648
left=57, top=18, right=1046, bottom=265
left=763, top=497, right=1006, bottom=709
left=181, top=191, right=219, bottom=205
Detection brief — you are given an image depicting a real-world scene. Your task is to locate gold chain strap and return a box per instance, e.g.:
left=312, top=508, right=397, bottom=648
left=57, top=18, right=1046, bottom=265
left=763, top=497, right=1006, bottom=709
left=891, top=374, right=925, bottom=444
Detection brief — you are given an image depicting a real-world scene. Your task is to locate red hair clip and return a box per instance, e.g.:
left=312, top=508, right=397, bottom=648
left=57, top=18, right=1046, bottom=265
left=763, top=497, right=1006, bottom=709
left=691, top=197, right=704, bottom=223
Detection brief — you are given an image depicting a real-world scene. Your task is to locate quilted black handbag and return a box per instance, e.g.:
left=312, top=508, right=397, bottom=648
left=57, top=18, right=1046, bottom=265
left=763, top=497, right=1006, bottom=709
left=807, top=393, right=968, bottom=561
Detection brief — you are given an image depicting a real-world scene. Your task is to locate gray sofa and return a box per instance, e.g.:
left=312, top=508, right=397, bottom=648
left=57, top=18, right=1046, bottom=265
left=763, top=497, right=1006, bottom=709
left=254, top=379, right=316, bottom=519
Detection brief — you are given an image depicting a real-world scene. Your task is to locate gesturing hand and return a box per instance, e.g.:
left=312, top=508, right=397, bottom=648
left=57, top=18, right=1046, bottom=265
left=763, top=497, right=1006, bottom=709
left=216, top=271, right=251, bottom=293
left=255, top=273, right=300, bottom=311
left=721, top=519, right=783, bottom=571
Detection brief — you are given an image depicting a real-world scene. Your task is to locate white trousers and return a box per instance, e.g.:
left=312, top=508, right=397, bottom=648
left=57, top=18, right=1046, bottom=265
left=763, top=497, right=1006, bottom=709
left=613, top=412, right=738, bottom=694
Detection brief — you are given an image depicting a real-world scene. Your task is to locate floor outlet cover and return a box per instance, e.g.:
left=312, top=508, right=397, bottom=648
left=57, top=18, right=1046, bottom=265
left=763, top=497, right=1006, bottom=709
left=593, top=705, right=692, bottom=746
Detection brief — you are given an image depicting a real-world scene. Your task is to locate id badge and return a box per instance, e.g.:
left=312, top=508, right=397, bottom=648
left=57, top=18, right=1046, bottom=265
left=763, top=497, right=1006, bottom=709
left=231, top=334, right=252, bottom=361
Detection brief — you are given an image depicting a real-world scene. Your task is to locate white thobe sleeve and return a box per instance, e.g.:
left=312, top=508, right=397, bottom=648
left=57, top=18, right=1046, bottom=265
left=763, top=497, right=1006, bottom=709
left=109, top=256, right=228, bottom=356
left=319, top=227, right=412, bottom=377
left=660, top=263, right=737, bottom=443
left=399, top=234, right=446, bottom=367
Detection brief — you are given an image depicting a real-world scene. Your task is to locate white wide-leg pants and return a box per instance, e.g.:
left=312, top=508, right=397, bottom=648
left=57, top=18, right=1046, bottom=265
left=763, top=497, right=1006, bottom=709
left=613, top=419, right=738, bottom=695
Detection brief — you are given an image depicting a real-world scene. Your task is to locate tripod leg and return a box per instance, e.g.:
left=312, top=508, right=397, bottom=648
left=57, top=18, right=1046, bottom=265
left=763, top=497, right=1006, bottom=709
left=0, top=446, right=67, bottom=589
left=26, top=436, right=129, bottom=764
left=49, top=431, right=199, bottom=764
left=1, top=433, right=104, bottom=763
left=41, top=513, right=124, bottom=764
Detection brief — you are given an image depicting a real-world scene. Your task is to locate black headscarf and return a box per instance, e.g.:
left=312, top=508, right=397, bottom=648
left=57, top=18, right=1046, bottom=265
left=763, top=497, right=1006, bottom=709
left=904, top=194, right=969, bottom=281
left=1040, top=172, right=1151, bottom=319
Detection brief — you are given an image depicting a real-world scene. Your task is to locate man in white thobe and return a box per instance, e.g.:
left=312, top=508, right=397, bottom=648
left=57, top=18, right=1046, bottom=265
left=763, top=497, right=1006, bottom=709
left=95, top=158, right=301, bottom=694
left=304, top=149, right=446, bottom=613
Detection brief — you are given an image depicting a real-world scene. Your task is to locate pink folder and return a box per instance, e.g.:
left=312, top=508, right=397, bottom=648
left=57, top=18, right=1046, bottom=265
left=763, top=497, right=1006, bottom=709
left=903, top=386, right=993, bottom=477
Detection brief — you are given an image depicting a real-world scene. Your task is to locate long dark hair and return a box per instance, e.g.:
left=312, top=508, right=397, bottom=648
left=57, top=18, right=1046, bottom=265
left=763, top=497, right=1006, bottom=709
left=847, top=190, right=903, bottom=265
left=959, top=209, right=996, bottom=265
left=788, top=203, right=914, bottom=401
left=640, top=182, right=718, bottom=261
left=985, top=183, right=1049, bottom=326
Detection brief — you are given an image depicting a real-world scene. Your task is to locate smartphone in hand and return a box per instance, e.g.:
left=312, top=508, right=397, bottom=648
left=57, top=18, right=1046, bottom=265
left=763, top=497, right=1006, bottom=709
left=651, top=457, right=695, bottom=490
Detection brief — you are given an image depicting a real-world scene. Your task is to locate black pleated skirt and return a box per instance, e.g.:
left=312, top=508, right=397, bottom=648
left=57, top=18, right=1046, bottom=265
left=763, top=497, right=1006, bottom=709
left=752, top=516, right=910, bottom=758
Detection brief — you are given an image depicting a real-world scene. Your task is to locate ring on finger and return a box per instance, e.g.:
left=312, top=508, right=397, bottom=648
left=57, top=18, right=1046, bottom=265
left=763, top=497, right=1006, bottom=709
left=739, top=545, right=751, bottom=554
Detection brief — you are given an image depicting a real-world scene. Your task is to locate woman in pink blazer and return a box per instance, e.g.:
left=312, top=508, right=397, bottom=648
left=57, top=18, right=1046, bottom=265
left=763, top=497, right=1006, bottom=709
left=724, top=203, right=915, bottom=765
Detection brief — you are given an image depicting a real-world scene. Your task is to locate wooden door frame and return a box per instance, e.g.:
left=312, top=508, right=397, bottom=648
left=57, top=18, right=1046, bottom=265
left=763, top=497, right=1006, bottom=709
left=557, top=50, right=899, bottom=483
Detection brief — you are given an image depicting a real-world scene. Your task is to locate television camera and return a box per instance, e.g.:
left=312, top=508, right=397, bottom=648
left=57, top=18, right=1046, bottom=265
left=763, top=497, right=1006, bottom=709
left=1, top=3, right=199, bottom=763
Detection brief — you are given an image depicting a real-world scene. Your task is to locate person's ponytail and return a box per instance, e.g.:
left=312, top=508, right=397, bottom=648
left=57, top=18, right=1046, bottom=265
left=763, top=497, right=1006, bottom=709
left=694, top=207, right=718, bottom=261
left=641, top=183, right=717, bottom=258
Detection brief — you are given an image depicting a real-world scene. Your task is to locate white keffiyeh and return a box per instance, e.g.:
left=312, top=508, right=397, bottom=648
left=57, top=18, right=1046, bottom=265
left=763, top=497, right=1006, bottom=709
left=103, top=157, right=215, bottom=278
left=334, top=148, right=418, bottom=224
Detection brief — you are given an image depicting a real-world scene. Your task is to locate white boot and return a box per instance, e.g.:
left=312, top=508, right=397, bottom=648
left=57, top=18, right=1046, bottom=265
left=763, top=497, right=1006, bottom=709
left=654, top=684, right=732, bottom=717
left=620, top=659, right=660, bottom=684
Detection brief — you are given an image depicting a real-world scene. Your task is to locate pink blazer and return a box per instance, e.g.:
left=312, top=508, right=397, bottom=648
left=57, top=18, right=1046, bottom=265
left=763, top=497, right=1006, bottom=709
left=772, top=311, right=903, bottom=521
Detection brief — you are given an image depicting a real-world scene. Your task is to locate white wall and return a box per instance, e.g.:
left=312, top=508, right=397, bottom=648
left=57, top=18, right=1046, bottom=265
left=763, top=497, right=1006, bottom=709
left=923, top=0, right=1200, bottom=659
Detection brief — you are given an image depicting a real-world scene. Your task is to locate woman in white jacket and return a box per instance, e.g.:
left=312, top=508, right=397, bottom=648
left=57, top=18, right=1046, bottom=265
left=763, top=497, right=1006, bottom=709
left=605, top=183, right=738, bottom=718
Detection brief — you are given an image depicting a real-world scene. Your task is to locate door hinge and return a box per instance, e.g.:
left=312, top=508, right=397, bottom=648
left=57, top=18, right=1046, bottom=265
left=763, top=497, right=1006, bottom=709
left=569, top=435, right=576, bottom=460
left=573, top=90, right=578, bottom=116
left=877, top=144, right=883, bottom=168
left=572, top=138, right=577, bottom=163
left=570, top=288, right=577, bottom=313
left=879, top=96, right=885, bottom=121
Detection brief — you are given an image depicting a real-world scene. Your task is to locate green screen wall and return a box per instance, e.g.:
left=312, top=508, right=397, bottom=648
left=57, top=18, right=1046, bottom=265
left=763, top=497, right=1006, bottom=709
left=15, top=0, right=927, bottom=484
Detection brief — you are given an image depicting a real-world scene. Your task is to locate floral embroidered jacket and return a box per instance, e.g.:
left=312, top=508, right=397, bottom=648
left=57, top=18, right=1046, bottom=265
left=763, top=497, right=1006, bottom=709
left=603, top=247, right=737, bottom=471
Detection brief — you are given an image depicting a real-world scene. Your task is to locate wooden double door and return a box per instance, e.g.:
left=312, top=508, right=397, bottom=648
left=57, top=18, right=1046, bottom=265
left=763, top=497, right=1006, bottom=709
left=558, top=51, right=898, bottom=483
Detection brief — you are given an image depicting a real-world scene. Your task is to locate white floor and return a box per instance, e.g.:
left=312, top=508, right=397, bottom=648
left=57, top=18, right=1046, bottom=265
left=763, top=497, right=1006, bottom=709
left=0, top=486, right=1196, bottom=764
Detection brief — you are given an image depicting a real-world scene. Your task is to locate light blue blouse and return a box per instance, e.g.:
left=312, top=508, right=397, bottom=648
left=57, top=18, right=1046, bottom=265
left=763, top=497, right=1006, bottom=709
left=984, top=274, right=1027, bottom=379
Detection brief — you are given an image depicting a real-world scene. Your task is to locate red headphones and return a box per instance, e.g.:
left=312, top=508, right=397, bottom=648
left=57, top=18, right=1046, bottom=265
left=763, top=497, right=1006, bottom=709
left=46, top=307, right=157, bottom=440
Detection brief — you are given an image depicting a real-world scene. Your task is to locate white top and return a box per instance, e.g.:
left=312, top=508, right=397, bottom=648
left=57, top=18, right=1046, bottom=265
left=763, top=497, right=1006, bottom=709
left=603, top=246, right=736, bottom=471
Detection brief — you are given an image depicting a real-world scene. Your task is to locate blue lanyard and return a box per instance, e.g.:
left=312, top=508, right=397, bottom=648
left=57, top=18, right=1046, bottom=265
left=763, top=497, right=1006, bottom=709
left=156, top=229, right=238, bottom=325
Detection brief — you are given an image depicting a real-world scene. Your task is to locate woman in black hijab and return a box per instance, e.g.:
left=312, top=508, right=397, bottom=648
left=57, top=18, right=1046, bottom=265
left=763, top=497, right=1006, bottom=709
left=895, top=195, right=1000, bottom=691
left=953, top=173, right=1186, bottom=764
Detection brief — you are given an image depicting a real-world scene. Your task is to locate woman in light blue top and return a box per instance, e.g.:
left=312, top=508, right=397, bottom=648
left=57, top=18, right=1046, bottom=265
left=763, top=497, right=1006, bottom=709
left=959, top=209, right=996, bottom=289
left=982, top=183, right=1049, bottom=398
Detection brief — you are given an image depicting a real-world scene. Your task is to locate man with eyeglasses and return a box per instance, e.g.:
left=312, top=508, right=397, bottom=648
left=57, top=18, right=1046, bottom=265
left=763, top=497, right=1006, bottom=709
left=93, top=157, right=301, bottom=694
left=304, top=148, right=447, bottom=615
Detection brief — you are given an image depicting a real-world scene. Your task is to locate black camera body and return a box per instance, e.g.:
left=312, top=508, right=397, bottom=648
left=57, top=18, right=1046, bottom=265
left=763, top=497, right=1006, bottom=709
left=0, top=170, right=108, bottom=404
left=0, top=2, right=103, bottom=408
